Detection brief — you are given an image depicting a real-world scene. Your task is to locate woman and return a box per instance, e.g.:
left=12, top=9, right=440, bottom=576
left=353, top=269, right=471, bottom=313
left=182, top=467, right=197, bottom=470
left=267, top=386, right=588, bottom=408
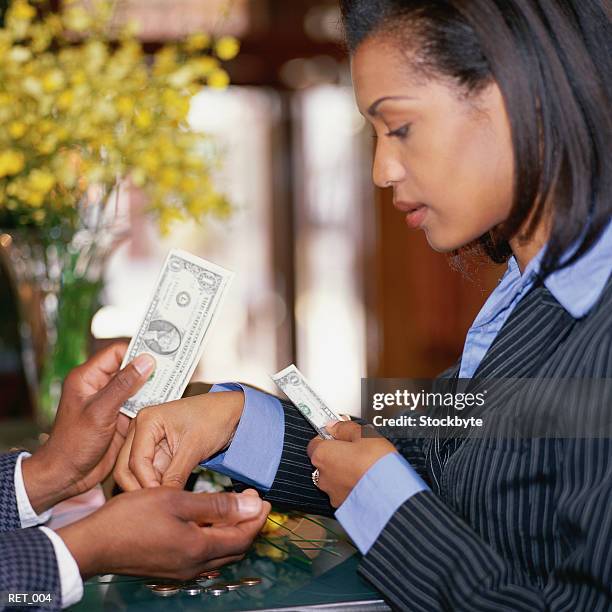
left=115, top=1, right=612, bottom=610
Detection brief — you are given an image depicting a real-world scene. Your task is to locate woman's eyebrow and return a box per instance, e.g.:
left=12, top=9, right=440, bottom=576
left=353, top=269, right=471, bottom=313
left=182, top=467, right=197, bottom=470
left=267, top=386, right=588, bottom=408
left=367, top=95, right=415, bottom=117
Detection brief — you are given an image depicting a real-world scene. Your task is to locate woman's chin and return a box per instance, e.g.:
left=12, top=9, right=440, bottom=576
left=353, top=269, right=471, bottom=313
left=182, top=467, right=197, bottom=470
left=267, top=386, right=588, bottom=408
left=423, top=229, right=472, bottom=253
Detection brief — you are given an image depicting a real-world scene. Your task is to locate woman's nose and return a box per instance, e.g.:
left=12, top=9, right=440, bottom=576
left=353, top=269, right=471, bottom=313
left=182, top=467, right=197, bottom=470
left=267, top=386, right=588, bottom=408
left=372, top=143, right=405, bottom=188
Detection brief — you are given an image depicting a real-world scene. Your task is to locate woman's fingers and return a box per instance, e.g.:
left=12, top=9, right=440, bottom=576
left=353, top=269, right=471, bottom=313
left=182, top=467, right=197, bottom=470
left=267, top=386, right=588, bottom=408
left=160, top=441, right=205, bottom=489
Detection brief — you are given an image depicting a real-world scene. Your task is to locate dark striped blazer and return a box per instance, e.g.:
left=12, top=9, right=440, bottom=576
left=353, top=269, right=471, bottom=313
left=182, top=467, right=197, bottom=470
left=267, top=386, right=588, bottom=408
left=0, top=452, right=62, bottom=612
left=260, top=275, right=612, bottom=611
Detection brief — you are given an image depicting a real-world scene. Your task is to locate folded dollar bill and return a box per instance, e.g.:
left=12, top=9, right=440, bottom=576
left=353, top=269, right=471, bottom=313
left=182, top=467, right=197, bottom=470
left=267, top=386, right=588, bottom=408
left=271, top=364, right=339, bottom=439
left=120, top=249, right=233, bottom=418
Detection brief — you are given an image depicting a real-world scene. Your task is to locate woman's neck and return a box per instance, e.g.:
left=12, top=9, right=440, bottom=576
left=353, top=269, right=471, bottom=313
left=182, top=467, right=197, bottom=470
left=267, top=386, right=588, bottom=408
left=509, top=218, right=551, bottom=275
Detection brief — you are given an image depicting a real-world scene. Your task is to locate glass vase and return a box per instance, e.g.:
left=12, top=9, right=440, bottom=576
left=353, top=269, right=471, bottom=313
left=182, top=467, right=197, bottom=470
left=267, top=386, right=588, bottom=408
left=1, top=228, right=106, bottom=426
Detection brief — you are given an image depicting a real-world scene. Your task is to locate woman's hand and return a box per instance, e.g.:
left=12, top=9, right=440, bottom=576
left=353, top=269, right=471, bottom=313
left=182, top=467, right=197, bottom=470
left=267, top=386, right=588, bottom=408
left=307, top=421, right=397, bottom=507
left=114, top=391, right=244, bottom=490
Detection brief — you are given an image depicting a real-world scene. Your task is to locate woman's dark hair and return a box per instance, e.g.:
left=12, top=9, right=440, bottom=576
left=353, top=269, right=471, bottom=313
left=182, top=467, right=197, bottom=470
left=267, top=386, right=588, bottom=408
left=340, top=0, right=612, bottom=276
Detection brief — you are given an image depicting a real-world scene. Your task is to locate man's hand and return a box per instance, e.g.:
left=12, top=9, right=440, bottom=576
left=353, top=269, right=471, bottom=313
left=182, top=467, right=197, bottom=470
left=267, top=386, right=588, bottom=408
left=114, top=391, right=244, bottom=491
left=22, top=343, right=155, bottom=514
left=307, top=421, right=397, bottom=507
left=57, top=487, right=270, bottom=579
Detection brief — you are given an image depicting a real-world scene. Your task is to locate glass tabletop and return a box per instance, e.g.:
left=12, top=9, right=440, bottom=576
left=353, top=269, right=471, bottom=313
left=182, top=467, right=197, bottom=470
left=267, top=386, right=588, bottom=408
left=69, top=518, right=389, bottom=611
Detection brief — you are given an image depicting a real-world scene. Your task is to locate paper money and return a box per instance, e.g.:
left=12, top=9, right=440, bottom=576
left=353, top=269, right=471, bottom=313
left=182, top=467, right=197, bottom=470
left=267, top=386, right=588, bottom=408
left=271, top=364, right=339, bottom=439
left=120, top=249, right=233, bottom=417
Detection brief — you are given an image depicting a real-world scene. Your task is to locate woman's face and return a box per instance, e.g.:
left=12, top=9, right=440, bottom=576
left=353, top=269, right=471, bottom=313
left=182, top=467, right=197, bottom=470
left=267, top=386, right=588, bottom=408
left=352, top=34, right=515, bottom=252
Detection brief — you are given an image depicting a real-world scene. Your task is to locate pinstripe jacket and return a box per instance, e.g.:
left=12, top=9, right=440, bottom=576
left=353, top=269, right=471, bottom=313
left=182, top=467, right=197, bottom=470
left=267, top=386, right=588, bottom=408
left=0, top=452, right=61, bottom=612
left=261, top=276, right=612, bottom=611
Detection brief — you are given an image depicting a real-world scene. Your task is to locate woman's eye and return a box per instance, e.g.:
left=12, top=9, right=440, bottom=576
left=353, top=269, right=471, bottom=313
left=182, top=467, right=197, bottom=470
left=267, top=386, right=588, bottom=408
left=386, top=124, right=411, bottom=139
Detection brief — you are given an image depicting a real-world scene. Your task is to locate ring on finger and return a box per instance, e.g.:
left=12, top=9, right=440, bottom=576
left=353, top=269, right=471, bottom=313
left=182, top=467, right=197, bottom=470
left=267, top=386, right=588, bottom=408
left=311, top=468, right=320, bottom=488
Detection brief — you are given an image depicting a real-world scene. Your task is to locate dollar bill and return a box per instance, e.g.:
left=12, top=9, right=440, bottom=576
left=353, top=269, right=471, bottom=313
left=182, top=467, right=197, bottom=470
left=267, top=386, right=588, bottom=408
left=120, top=249, right=233, bottom=418
left=271, top=364, right=339, bottom=439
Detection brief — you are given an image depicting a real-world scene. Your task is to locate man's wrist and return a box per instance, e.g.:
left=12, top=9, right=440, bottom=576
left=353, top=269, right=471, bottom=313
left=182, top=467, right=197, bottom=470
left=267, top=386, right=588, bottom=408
left=56, top=516, right=105, bottom=579
left=21, top=448, right=74, bottom=515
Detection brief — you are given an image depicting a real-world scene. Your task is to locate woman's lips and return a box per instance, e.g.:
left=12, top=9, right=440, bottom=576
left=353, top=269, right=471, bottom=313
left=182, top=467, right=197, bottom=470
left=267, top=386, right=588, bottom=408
left=394, top=201, right=428, bottom=229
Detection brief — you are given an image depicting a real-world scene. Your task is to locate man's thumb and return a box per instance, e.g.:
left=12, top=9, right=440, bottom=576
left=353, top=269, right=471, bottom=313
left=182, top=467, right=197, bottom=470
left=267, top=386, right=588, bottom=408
left=95, top=354, right=156, bottom=409
left=182, top=491, right=263, bottom=524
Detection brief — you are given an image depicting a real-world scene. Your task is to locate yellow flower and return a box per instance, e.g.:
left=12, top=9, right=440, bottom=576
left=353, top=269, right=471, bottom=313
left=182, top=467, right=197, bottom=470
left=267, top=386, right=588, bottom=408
left=134, top=109, right=153, bottom=130
left=159, top=167, right=180, bottom=189
left=158, top=207, right=184, bottom=235
left=260, top=512, right=289, bottom=535
left=0, top=150, right=26, bottom=177
left=9, top=45, right=31, bottom=63
left=207, top=68, right=230, bottom=90
left=168, top=65, right=195, bottom=89
left=22, top=76, right=43, bottom=98
left=24, top=190, right=45, bottom=207
left=116, top=95, right=134, bottom=117
left=254, top=541, right=288, bottom=561
left=161, top=89, right=190, bottom=120
left=42, top=69, right=65, bottom=93
left=10, top=1, right=36, bottom=21
left=27, top=168, right=55, bottom=194
left=63, top=7, right=91, bottom=32
left=70, top=69, right=87, bottom=86
left=130, top=167, right=146, bottom=187
left=180, top=176, right=198, bottom=194
left=8, top=121, right=27, bottom=139
left=214, top=36, right=240, bottom=61
left=185, top=32, right=210, bottom=52
left=154, top=46, right=178, bottom=76
left=137, top=150, right=160, bottom=173
left=57, top=90, right=75, bottom=111
left=191, top=56, right=218, bottom=78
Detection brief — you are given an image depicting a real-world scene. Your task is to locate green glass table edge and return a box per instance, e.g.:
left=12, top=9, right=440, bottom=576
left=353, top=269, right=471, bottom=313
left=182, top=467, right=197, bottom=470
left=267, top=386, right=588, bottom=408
left=70, top=540, right=388, bottom=610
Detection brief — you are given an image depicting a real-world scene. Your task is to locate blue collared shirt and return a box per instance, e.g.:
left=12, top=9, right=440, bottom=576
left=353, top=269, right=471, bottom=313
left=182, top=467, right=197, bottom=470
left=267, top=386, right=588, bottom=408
left=204, top=221, right=612, bottom=554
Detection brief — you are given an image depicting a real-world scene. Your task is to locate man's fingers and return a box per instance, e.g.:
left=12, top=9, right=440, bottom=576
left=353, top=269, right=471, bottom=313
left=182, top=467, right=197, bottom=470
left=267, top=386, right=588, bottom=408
left=178, top=491, right=264, bottom=526
left=116, top=413, right=131, bottom=439
left=196, top=554, right=245, bottom=573
left=327, top=421, right=362, bottom=442
left=199, top=500, right=270, bottom=558
left=93, top=354, right=156, bottom=411
left=114, top=425, right=143, bottom=491
left=192, top=502, right=270, bottom=560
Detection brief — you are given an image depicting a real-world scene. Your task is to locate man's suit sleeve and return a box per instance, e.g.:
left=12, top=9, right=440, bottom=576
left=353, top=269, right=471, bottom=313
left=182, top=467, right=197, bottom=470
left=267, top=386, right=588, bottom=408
left=358, top=437, right=612, bottom=611
left=0, top=528, right=62, bottom=611
left=0, top=452, right=24, bottom=533
left=0, top=452, right=62, bottom=610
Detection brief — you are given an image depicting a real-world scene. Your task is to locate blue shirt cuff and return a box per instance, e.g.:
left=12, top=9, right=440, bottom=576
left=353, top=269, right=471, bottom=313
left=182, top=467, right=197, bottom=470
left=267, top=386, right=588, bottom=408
left=202, top=383, right=285, bottom=491
left=335, top=452, right=429, bottom=554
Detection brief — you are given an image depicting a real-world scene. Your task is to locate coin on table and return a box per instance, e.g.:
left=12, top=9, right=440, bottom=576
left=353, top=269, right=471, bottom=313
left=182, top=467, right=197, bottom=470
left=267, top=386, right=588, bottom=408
left=181, top=583, right=203, bottom=596
left=144, top=582, right=160, bottom=589
left=240, top=577, right=262, bottom=587
left=223, top=581, right=243, bottom=591
left=205, top=585, right=228, bottom=596
left=151, top=585, right=181, bottom=597
left=198, top=570, right=220, bottom=580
